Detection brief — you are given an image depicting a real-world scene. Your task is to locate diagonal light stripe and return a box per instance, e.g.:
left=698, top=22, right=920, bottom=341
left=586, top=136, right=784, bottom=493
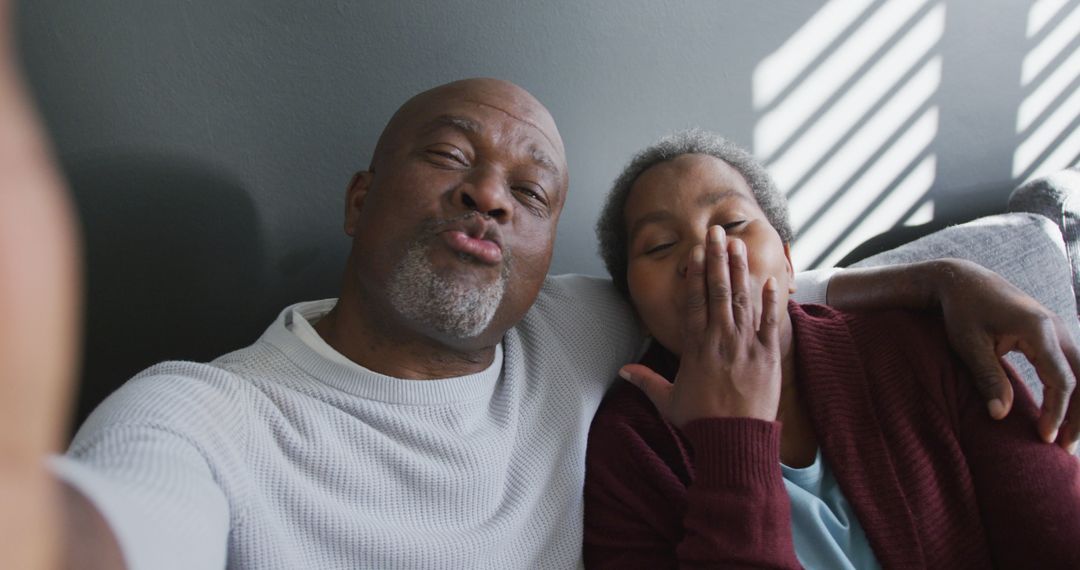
left=1013, top=77, right=1080, bottom=176
left=753, top=0, right=875, bottom=109
left=903, top=200, right=935, bottom=226
left=769, top=4, right=944, bottom=193
left=1021, top=1, right=1080, bottom=85
left=793, top=109, right=939, bottom=270
left=1020, top=115, right=1080, bottom=181
left=1028, top=0, right=1070, bottom=38
left=787, top=56, right=942, bottom=230
left=754, top=0, right=932, bottom=160
left=1017, top=43, right=1080, bottom=132
left=810, top=155, right=937, bottom=270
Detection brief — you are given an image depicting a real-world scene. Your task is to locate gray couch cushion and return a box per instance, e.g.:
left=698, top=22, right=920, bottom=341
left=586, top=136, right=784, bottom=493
left=850, top=213, right=1080, bottom=416
left=1009, top=168, right=1080, bottom=311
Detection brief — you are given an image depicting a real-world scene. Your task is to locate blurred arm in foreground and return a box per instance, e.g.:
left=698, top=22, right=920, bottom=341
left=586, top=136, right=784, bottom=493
left=0, top=2, right=124, bottom=568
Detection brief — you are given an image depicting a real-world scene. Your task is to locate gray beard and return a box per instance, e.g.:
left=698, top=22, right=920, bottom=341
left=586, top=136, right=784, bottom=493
left=386, top=230, right=509, bottom=340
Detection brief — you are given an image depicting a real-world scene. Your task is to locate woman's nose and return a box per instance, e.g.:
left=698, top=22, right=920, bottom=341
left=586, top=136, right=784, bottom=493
left=676, top=226, right=723, bottom=278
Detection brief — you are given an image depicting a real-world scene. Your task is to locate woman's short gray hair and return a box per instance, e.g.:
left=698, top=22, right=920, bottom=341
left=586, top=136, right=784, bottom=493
left=595, top=129, right=793, bottom=298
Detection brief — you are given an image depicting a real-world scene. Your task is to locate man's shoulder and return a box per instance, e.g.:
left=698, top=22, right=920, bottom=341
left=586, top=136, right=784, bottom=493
left=133, top=356, right=259, bottom=397
left=530, top=274, right=634, bottom=330
left=539, top=273, right=621, bottom=303
left=512, top=274, right=641, bottom=371
left=73, top=345, right=275, bottom=448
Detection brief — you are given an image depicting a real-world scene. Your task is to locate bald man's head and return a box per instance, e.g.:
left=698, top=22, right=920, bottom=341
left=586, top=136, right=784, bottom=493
left=370, top=78, right=567, bottom=190
left=336, top=78, right=570, bottom=351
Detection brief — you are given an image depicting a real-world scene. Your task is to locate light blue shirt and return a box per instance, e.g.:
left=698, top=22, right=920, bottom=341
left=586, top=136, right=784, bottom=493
left=781, top=451, right=881, bottom=570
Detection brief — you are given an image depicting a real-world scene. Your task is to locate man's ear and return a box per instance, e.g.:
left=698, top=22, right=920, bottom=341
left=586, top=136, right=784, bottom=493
left=783, top=242, right=797, bottom=294
left=344, top=171, right=373, bottom=237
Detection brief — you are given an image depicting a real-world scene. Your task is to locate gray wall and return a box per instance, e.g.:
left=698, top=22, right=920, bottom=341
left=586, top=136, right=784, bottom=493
left=15, top=0, right=1080, bottom=422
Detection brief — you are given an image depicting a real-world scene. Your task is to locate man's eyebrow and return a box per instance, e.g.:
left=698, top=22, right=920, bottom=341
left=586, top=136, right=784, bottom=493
left=422, top=114, right=483, bottom=135
left=628, top=210, right=675, bottom=240
left=422, top=114, right=562, bottom=177
left=530, top=146, right=561, bottom=178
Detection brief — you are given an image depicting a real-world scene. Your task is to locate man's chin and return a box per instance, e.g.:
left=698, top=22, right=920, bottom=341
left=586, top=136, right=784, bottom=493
left=388, top=243, right=508, bottom=341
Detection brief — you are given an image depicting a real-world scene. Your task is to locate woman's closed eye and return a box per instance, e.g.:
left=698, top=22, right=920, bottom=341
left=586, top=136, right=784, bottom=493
left=721, top=220, right=747, bottom=232
left=645, top=242, right=675, bottom=255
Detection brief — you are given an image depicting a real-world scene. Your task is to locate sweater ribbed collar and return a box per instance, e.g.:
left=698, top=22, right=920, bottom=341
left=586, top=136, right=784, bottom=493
left=260, top=299, right=504, bottom=405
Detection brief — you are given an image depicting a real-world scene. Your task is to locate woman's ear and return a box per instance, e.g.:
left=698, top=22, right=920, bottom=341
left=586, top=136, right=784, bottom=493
left=783, top=242, right=797, bottom=294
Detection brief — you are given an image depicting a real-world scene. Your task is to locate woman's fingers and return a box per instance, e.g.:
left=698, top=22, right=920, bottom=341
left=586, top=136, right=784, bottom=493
left=619, top=364, right=675, bottom=416
left=727, top=238, right=753, bottom=333
left=705, top=225, right=734, bottom=339
left=681, top=244, right=709, bottom=352
left=697, top=228, right=765, bottom=346
left=649, top=228, right=788, bottom=426
left=757, top=277, right=782, bottom=348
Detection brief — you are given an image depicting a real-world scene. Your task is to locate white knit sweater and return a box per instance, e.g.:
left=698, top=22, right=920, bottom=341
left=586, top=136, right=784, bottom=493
left=52, top=273, right=831, bottom=569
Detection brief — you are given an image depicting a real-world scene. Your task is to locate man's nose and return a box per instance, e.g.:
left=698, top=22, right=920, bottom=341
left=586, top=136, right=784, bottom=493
left=456, top=167, right=511, bottom=222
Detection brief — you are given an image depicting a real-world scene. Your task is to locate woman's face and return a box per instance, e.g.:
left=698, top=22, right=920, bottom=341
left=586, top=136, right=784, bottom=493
left=624, top=153, right=795, bottom=355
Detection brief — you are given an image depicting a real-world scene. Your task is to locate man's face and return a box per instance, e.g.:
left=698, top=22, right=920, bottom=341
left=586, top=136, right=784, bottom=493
left=624, top=153, right=794, bottom=356
left=346, top=80, right=568, bottom=347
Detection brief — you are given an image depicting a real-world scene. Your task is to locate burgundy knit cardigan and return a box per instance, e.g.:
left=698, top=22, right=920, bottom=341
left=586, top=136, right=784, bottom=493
left=584, top=303, right=1080, bottom=569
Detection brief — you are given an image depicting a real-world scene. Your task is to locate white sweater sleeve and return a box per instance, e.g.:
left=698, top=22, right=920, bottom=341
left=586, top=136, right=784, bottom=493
left=792, top=268, right=838, bottom=306
left=51, top=363, right=248, bottom=570
left=52, top=425, right=230, bottom=570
